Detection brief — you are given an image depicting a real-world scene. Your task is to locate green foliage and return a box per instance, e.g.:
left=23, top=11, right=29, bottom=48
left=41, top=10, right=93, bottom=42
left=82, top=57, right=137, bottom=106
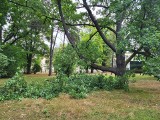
left=143, top=56, right=160, bottom=80
left=32, top=63, right=41, bottom=74
left=114, top=71, right=134, bottom=91
left=0, top=72, right=131, bottom=100
left=114, top=76, right=129, bottom=91
left=54, top=45, right=78, bottom=76
left=63, top=74, right=124, bottom=99
left=0, top=50, right=8, bottom=77
left=2, top=45, right=26, bottom=77
left=25, top=80, right=60, bottom=99
left=0, top=72, right=60, bottom=101
left=0, top=0, right=8, bottom=25
left=0, top=71, right=27, bottom=101
left=78, top=27, right=113, bottom=69
left=32, top=58, right=42, bottom=74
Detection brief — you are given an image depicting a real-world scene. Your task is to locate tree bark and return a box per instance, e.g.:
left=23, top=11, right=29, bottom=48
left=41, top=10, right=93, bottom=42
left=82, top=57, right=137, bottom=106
left=48, top=26, right=54, bottom=76
left=48, top=27, right=59, bottom=76
left=91, top=67, right=94, bottom=73
left=26, top=54, right=32, bottom=74
left=83, top=0, right=116, bottom=52
left=57, top=0, right=76, bottom=48
left=116, top=53, right=126, bottom=76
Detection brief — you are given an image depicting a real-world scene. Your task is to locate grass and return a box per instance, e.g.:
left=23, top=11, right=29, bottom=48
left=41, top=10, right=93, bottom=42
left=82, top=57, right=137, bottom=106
left=23, top=73, right=55, bottom=84
left=0, top=74, right=160, bottom=120
left=0, top=73, right=54, bottom=86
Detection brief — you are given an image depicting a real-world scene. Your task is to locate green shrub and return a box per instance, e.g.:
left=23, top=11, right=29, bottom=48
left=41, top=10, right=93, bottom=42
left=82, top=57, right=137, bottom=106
left=67, top=83, right=88, bottom=99
left=25, top=80, right=60, bottom=99
left=32, top=63, right=41, bottom=74
left=0, top=72, right=129, bottom=101
left=64, top=75, right=89, bottom=99
left=0, top=72, right=27, bottom=100
left=62, top=74, right=117, bottom=99
left=53, top=45, right=77, bottom=77
left=0, top=53, right=8, bottom=77
left=113, top=75, right=129, bottom=91
left=0, top=72, right=60, bottom=101
left=143, top=56, right=160, bottom=81
left=25, top=82, right=43, bottom=99
left=2, top=46, right=26, bottom=77
left=41, top=80, right=60, bottom=99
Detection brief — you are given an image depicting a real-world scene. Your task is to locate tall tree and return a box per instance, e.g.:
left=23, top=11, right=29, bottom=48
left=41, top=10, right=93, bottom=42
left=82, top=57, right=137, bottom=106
left=48, top=26, right=59, bottom=76
left=56, top=0, right=160, bottom=87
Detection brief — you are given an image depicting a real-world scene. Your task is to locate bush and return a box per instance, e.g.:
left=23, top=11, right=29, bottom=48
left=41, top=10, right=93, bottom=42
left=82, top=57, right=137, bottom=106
left=2, top=46, right=26, bottom=77
left=0, top=72, right=60, bottom=101
left=64, top=75, right=90, bottom=99
left=0, top=53, right=8, bottom=77
left=62, top=74, right=117, bottom=99
left=0, top=72, right=27, bottom=100
left=0, top=73, right=129, bottom=101
left=53, top=45, right=78, bottom=77
left=32, top=63, right=41, bottom=74
left=25, top=80, right=60, bottom=99
left=143, top=57, right=160, bottom=81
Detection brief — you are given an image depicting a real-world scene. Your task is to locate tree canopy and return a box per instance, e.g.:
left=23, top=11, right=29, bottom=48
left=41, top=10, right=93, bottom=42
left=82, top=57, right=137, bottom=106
left=0, top=0, right=159, bottom=84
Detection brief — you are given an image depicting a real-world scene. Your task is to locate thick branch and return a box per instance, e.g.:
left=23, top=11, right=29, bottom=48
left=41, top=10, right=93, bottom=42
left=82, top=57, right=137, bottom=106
left=125, top=46, right=143, bottom=66
left=83, top=0, right=116, bottom=52
left=63, top=22, right=117, bottom=34
left=57, top=0, right=117, bottom=74
left=91, top=63, right=116, bottom=73
left=57, top=0, right=76, bottom=47
left=77, top=4, right=109, bottom=9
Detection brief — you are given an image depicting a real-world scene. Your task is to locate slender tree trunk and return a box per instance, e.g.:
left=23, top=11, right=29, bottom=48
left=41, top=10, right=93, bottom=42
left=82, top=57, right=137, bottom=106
left=26, top=54, right=32, bottom=74
left=48, top=27, right=59, bottom=76
left=91, top=67, right=94, bottom=73
left=48, top=26, right=54, bottom=76
left=62, top=33, right=65, bottom=49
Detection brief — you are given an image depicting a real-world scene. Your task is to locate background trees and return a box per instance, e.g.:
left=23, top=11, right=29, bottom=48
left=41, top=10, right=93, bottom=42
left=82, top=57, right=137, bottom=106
left=0, top=0, right=159, bottom=83
left=0, top=0, right=50, bottom=77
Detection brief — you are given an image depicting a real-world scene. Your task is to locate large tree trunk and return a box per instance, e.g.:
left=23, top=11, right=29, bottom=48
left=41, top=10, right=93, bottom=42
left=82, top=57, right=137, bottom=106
left=116, top=53, right=126, bottom=75
left=116, top=52, right=126, bottom=76
left=114, top=14, right=128, bottom=88
left=115, top=52, right=128, bottom=89
left=26, top=54, right=32, bottom=74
